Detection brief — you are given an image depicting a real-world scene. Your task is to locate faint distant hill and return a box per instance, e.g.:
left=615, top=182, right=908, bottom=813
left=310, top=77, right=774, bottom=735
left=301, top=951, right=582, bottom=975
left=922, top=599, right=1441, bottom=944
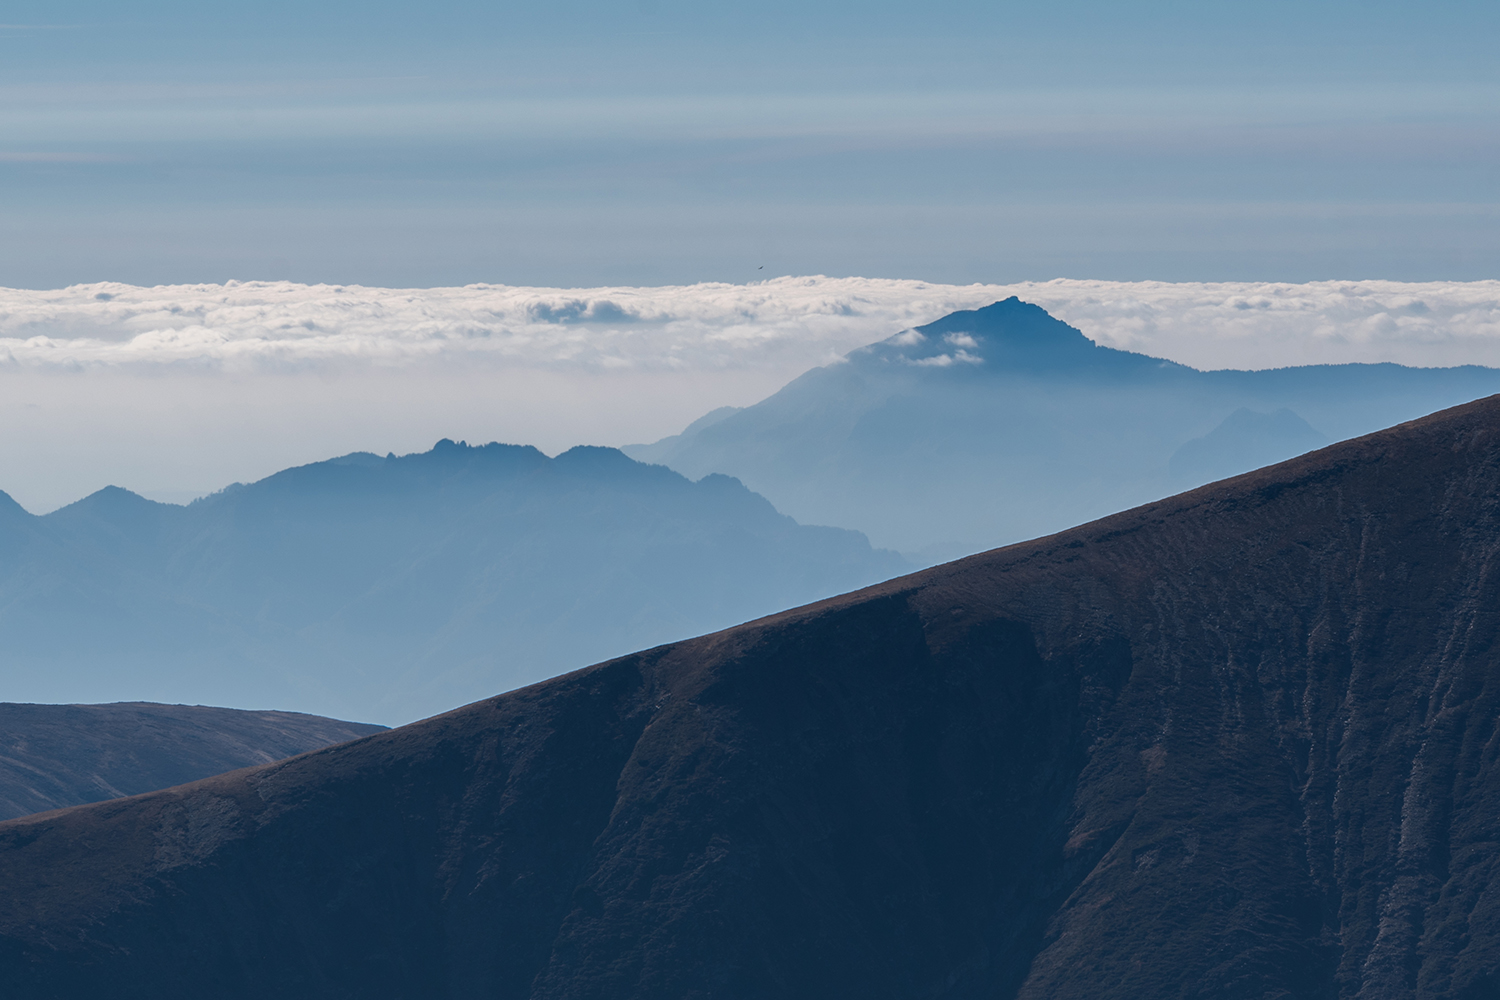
left=1168, top=407, right=1329, bottom=486
left=0, top=702, right=384, bottom=820
left=626, top=297, right=1500, bottom=561
left=0, top=443, right=904, bottom=725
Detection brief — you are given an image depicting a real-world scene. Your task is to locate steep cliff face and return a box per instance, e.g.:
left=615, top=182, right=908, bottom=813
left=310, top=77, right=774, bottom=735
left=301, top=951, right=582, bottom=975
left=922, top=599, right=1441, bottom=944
left=5, top=396, right=1500, bottom=999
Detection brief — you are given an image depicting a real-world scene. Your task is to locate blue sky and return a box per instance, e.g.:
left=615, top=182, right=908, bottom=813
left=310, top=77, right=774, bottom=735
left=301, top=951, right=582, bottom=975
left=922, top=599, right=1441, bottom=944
left=1, top=1, right=1497, bottom=287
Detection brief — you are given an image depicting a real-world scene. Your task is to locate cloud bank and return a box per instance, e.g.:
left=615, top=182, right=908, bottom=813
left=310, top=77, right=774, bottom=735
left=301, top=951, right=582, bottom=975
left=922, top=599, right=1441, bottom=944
left=0, top=277, right=988, bottom=375
left=1017, top=279, right=1500, bottom=371
left=4, top=276, right=1499, bottom=374
left=2, top=276, right=1498, bottom=513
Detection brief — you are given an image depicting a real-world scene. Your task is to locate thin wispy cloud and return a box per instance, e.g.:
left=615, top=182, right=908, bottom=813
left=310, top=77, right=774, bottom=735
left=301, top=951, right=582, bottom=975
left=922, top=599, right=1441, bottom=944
left=0, top=152, right=121, bottom=163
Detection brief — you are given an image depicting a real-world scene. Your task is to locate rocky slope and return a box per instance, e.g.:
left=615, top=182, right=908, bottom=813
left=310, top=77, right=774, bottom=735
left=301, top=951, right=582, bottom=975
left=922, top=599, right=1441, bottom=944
left=5, top=396, right=1500, bottom=997
left=0, top=702, right=385, bottom=820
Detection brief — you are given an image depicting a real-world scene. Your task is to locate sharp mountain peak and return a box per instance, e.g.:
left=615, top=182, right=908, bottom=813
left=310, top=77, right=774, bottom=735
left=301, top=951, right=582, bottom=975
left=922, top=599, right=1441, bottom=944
left=859, top=296, right=1189, bottom=374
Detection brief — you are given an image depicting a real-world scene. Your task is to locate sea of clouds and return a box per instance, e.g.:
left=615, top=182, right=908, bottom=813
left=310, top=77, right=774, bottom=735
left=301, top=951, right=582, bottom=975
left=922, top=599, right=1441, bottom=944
left=2, top=276, right=1498, bottom=512
left=0, top=277, right=978, bottom=375
left=4, top=276, right=1500, bottom=373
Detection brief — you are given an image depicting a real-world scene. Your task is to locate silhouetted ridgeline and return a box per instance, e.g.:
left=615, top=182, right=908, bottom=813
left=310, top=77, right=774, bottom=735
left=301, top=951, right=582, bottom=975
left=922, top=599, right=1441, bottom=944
left=0, top=443, right=905, bottom=724
left=5, top=396, right=1500, bottom=998
left=0, top=702, right=385, bottom=820
left=627, top=297, right=1500, bottom=562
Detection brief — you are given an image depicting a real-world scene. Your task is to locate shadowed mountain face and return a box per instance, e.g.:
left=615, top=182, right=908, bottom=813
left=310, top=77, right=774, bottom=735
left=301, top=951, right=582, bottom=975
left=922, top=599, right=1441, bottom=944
left=5, top=396, right=1500, bottom=998
left=626, top=297, right=1500, bottom=562
left=0, top=702, right=386, bottom=820
left=0, top=442, right=905, bottom=725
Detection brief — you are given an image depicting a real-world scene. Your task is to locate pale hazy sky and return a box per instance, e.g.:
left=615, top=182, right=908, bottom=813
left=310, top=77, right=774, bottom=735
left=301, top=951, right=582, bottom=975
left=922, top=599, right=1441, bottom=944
left=2, top=4, right=1497, bottom=512
left=3, top=277, right=1498, bottom=513
left=1, top=1, right=1496, bottom=287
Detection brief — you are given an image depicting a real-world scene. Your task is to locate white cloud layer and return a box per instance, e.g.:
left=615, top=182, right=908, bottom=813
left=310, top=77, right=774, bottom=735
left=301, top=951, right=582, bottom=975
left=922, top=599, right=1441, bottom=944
left=2, top=276, right=1498, bottom=513
left=4, top=276, right=1499, bottom=374
left=1017, top=279, right=1500, bottom=371
left=0, top=277, right=989, bottom=375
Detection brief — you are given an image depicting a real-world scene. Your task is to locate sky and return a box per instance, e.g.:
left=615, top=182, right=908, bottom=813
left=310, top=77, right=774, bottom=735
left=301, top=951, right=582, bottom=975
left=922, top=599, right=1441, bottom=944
left=3, top=276, right=1498, bottom=513
left=1, top=2, right=1498, bottom=512
left=1, top=1, right=1497, bottom=287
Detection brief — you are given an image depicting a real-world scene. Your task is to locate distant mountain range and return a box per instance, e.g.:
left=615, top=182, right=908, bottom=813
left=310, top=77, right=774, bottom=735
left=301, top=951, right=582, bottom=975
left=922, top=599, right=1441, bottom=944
left=626, top=297, right=1500, bottom=561
left=0, top=443, right=904, bottom=724
left=6, top=395, right=1500, bottom=998
left=0, top=702, right=384, bottom=820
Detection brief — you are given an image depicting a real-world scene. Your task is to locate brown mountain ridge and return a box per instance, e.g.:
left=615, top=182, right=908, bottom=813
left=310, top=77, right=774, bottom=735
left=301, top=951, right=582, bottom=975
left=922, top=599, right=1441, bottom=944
left=0, top=702, right=386, bottom=821
left=5, top=395, right=1500, bottom=998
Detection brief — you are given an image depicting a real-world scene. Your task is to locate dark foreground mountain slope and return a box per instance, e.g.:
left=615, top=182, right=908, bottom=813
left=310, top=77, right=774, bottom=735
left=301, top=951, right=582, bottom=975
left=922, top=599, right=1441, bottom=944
left=0, top=702, right=385, bottom=820
left=0, top=442, right=904, bottom=724
left=627, top=297, right=1500, bottom=561
left=6, top=396, right=1500, bottom=998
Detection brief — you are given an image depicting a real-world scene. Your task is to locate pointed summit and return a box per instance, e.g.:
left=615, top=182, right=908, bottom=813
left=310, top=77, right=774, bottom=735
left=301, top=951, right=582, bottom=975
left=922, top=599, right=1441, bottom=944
left=917, top=296, right=1090, bottom=347
left=623, top=298, right=1500, bottom=556
left=861, top=297, right=1184, bottom=374
left=0, top=490, right=31, bottom=523
left=45, top=485, right=170, bottom=524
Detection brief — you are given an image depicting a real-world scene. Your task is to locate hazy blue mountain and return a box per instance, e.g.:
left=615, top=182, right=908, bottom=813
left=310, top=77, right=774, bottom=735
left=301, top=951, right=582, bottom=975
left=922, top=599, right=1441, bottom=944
left=626, top=298, right=1500, bottom=561
left=0, top=443, right=905, bottom=725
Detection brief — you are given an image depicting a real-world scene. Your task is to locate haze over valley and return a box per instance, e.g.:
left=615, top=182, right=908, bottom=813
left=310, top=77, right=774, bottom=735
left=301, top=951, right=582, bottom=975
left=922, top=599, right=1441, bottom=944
left=0, top=439, right=903, bottom=724
left=10, top=294, right=1500, bottom=722
left=3, top=277, right=1499, bottom=514
left=629, top=298, right=1500, bottom=558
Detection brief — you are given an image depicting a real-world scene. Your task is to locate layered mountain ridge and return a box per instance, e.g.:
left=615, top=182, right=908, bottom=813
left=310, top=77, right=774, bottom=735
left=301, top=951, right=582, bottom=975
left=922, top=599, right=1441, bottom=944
left=5, top=394, right=1500, bottom=998
left=627, top=297, right=1500, bottom=560
left=0, top=441, right=904, bottom=724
